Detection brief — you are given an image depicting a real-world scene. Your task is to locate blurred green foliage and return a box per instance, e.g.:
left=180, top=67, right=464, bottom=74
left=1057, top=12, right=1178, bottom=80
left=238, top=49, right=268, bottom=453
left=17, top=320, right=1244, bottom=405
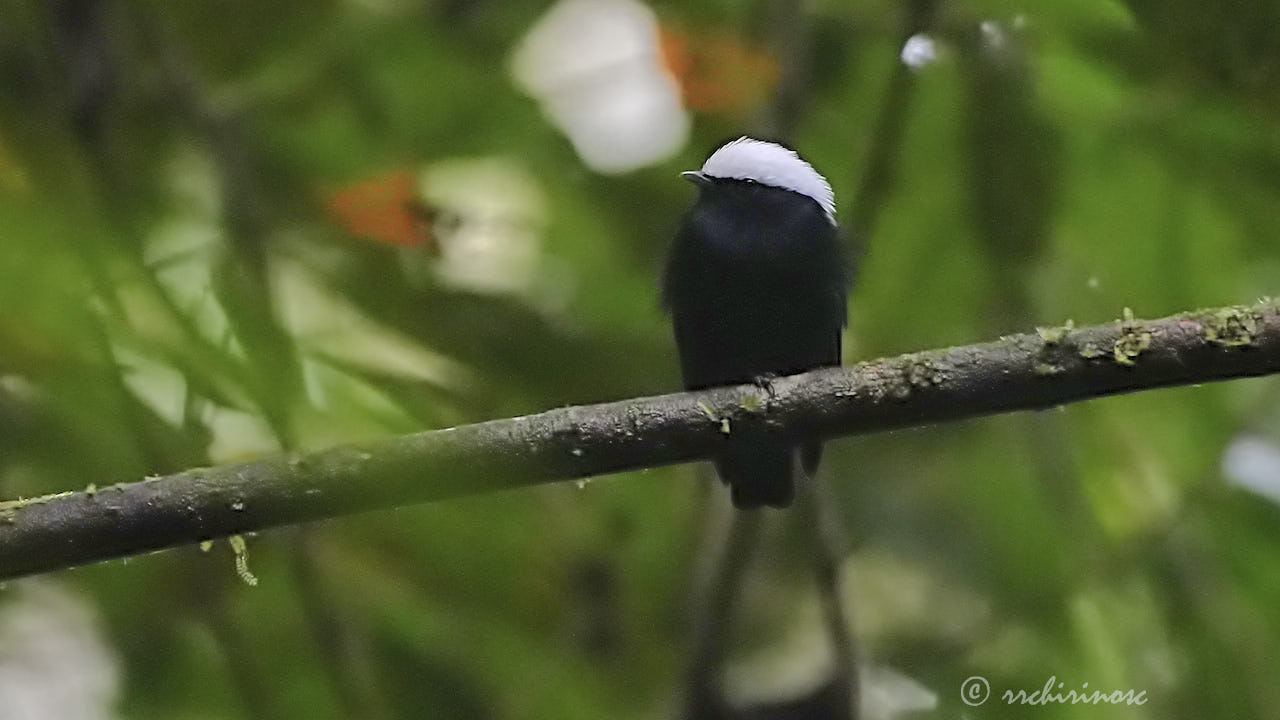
left=1, top=0, right=1280, bottom=718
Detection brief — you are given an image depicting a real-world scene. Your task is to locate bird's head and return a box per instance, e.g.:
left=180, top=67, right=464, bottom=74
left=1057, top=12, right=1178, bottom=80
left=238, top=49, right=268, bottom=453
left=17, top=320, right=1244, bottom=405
left=682, top=137, right=835, bottom=225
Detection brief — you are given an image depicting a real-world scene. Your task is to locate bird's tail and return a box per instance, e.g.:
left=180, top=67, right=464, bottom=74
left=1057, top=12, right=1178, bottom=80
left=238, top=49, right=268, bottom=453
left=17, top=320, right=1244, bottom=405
left=716, top=436, right=797, bottom=509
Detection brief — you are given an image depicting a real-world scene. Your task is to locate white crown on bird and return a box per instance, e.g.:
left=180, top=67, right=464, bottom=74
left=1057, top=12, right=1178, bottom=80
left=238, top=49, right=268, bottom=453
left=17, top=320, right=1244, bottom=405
left=695, top=137, right=836, bottom=224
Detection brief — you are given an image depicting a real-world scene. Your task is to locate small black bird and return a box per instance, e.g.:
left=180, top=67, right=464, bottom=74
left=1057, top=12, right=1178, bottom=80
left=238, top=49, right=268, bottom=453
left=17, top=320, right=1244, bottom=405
left=663, top=137, right=849, bottom=509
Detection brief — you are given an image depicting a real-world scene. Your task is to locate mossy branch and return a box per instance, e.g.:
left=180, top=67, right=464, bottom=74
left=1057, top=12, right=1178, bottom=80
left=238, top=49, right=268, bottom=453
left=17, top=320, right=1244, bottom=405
left=3, top=301, right=1279, bottom=580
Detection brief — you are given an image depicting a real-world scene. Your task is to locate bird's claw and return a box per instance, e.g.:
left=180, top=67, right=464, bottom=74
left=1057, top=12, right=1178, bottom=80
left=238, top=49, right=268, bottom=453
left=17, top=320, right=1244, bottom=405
left=751, top=373, right=778, bottom=398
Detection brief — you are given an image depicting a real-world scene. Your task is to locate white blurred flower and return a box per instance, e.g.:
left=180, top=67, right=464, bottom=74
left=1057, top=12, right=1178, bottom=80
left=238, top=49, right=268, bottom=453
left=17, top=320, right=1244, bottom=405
left=862, top=665, right=939, bottom=720
left=0, top=582, right=120, bottom=720
left=980, top=19, right=1008, bottom=51
left=900, top=33, right=938, bottom=70
left=420, top=158, right=549, bottom=295
left=1223, top=436, right=1280, bottom=506
left=510, top=0, right=690, bottom=174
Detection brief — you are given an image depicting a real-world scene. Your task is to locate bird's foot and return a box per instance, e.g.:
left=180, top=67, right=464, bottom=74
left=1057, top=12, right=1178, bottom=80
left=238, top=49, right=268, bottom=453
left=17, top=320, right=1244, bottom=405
left=751, top=373, right=779, bottom=398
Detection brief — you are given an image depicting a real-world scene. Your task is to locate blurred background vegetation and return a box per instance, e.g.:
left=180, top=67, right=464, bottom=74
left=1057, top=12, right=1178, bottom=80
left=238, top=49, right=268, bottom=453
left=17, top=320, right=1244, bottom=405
left=2, top=0, right=1280, bottom=718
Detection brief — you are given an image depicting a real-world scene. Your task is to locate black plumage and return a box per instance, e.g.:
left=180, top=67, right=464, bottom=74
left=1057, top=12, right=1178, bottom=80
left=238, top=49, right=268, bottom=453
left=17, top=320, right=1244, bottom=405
left=664, top=165, right=849, bottom=509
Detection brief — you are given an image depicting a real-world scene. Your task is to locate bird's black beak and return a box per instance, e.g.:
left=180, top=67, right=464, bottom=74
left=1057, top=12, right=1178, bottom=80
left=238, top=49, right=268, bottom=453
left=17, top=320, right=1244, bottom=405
left=681, top=171, right=711, bottom=188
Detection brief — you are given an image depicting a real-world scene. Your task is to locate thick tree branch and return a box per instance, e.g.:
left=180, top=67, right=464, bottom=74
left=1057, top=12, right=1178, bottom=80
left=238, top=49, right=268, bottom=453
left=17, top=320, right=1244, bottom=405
left=2, top=302, right=1278, bottom=580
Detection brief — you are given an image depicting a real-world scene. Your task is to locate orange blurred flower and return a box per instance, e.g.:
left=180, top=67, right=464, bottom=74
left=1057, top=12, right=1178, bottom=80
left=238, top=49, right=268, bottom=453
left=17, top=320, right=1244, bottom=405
left=325, top=169, right=435, bottom=249
left=658, top=23, right=781, bottom=116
